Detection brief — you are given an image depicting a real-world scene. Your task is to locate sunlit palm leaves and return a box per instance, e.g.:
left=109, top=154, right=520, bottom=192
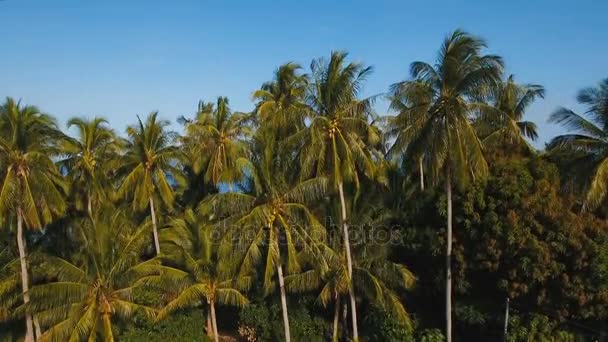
left=60, top=117, right=118, bottom=215
left=475, top=75, right=544, bottom=153
left=548, top=78, right=608, bottom=210
left=390, top=30, right=503, bottom=342
left=151, top=208, right=248, bottom=342
left=0, top=97, right=68, bottom=341
left=24, top=208, right=157, bottom=341
left=116, top=112, right=184, bottom=254
left=180, top=97, right=251, bottom=188
left=253, top=63, right=309, bottom=134
left=200, top=132, right=327, bottom=341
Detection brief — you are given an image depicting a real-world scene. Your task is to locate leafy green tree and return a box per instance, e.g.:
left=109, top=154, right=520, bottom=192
left=152, top=208, right=249, bottom=342
left=547, top=78, right=608, bottom=210
left=201, top=131, right=327, bottom=342
left=25, top=209, right=157, bottom=341
left=0, top=97, right=68, bottom=342
left=61, top=117, right=117, bottom=215
left=292, top=50, right=382, bottom=341
left=179, top=97, right=251, bottom=190
left=475, top=75, right=544, bottom=153
left=116, top=112, right=183, bottom=255
left=389, top=30, right=503, bottom=341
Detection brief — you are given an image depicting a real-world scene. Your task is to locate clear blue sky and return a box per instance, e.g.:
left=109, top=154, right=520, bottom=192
left=1, top=0, right=606, bottom=146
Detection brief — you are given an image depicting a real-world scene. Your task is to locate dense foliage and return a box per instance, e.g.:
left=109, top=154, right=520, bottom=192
left=0, top=30, right=607, bottom=341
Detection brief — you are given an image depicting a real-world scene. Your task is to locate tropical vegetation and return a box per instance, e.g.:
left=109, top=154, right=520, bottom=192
left=0, top=31, right=607, bottom=342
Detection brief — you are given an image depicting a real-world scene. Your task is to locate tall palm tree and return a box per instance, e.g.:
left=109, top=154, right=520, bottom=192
left=390, top=30, right=503, bottom=342
left=291, top=50, right=382, bottom=341
left=475, top=75, right=544, bottom=152
left=253, top=62, right=309, bottom=134
left=24, top=208, right=157, bottom=341
left=152, top=208, right=249, bottom=342
left=61, top=117, right=117, bottom=215
left=116, top=112, right=183, bottom=255
left=547, top=78, right=608, bottom=210
left=179, top=97, right=251, bottom=189
left=200, top=131, right=327, bottom=342
left=0, top=97, right=68, bottom=342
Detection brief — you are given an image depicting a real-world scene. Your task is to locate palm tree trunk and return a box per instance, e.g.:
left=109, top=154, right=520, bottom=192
left=16, top=207, right=35, bottom=342
left=148, top=197, right=161, bottom=255
left=34, top=316, right=42, bottom=341
left=342, top=302, right=349, bottom=341
left=87, top=192, right=92, bottom=216
left=210, top=300, right=219, bottom=342
left=337, top=182, right=359, bottom=341
left=207, top=307, right=213, bottom=339
left=102, top=313, right=114, bottom=342
left=332, top=296, right=341, bottom=342
left=419, top=157, right=425, bottom=191
left=446, top=168, right=453, bottom=342
left=277, top=263, right=291, bottom=342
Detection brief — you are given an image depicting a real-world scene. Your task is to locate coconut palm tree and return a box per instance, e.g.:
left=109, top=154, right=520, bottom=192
left=387, top=80, right=434, bottom=190
left=151, top=208, right=249, bottom=342
left=253, top=62, right=309, bottom=134
left=179, top=97, right=251, bottom=190
left=290, top=50, right=382, bottom=341
left=61, top=117, right=118, bottom=215
left=286, top=193, right=415, bottom=341
left=24, top=208, right=157, bottom=341
left=0, top=97, right=68, bottom=342
left=475, top=75, right=544, bottom=152
left=390, top=30, right=503, bottom=341
left=200, top=131, right=327, bottom=342
left=116, top=112, right=183, bottom=255
left=547, top=78, right=608, bottom=210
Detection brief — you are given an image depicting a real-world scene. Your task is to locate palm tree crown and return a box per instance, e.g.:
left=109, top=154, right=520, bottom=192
left=548, top=78, right=608, bottom=209
left=180, top=97, right=251, bottom=188
left=61, top=117, right=117, bottom=214
left=475, top=75, right=544, bottom=152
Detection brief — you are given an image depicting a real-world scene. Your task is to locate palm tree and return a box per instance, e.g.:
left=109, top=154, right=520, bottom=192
left=116, top=112, right=183, bottom=255
left=390, top=30, right=503, bottom=342
left=24, top=208, right=157, bottom=341
left=151, top=208, right=249, bottom=342
left=200, top=131, right=327, bottom=342
left=286, top=193, right=415, bottom=341
left=61, top=117, right=117, bottom=215
left=0, top=97, right=68, bottom=342
left=179, top=97, right=251, bottom=189
left=547, top=78, right=608, bottom=210
left=475, top=75, right=544, bottom=152
left=292, top=50, right=382, bottom=341
left=253, top=62, right=309, bottom=134
left=387, top=80, right=434, bottom=190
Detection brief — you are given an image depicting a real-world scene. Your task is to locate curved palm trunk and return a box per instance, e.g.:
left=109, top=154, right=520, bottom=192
left=210, top=300, right=219, bottom=342
left=102, top=313, right=114, bottom=342
left=16, top=208, right=35, bottom=342
left=419, top=157, right=425, bottom=191
left=148, top=197, right=161, bottom=255
left=446, top=169, right=453, bottom=342
left=207, top=307, right=213, bottom=339
left=277, top=263, right=291, bottom=342
left=337, top=182, right=358, bottom=341
left=332, top=296, right=341, bottom=342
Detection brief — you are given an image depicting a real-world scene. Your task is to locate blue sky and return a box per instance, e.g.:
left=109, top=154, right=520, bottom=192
left=1, top=0, right=606, bottom=146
